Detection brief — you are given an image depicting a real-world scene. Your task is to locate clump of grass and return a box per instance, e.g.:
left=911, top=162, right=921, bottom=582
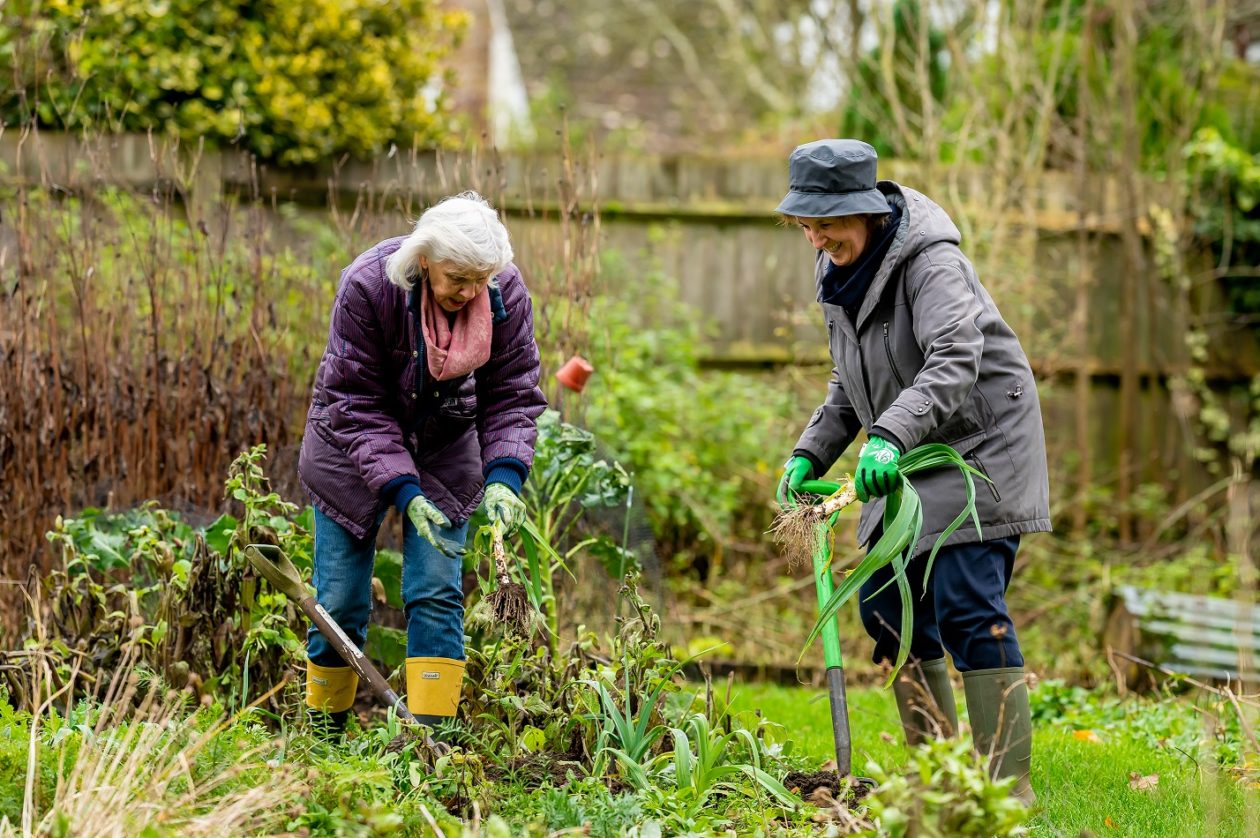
left=11, top=625, right=297, bottom=837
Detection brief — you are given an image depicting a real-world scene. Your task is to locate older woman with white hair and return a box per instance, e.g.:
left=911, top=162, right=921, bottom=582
left=298, top=191, right=546, bottom=734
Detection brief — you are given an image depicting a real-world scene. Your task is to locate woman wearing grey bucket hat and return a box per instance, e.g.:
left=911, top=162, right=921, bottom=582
left=775, top=139, right=1050, bottom=806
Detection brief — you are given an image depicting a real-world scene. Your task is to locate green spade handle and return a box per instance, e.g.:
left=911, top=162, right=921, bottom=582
left=789, top=480, right=845, bottom=669
left=790, top=480, right=853, bottom=775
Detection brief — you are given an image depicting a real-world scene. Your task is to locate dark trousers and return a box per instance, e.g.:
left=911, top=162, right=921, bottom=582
left=858, top=533, right=1024, bottom=672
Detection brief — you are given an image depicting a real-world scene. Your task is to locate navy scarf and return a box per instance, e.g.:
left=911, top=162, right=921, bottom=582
left=820, top=200, right=902, bottom=322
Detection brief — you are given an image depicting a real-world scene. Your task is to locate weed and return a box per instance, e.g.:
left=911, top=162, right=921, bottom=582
left=860, top=738, right=1032, bottom=837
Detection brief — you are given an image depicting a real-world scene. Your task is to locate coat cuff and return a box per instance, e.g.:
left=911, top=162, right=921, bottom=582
left=383, top=475, right=423, bottom=515
left=484, top=457, right=528, bottom=495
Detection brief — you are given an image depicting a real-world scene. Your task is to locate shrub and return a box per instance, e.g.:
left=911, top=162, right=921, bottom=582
left=582, top=256, right=799, bottom=569
left=1, top=0, right=467, bottom=163
left=862, top=738, right=1031, bottom=837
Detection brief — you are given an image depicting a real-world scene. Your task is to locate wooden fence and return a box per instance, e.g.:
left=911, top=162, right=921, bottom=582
left=4, top=131, right=1257, bottom=534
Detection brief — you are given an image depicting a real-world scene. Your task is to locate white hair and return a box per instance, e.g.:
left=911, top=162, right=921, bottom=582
left=385, top=191, right=513, bottom=291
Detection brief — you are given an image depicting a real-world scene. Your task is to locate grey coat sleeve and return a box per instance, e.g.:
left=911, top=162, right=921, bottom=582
left=873, top=254, right=984, bottom=451
left=793, top=366, right=861, bottom=475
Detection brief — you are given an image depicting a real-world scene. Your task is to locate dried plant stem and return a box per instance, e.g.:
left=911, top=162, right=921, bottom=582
left=486, top=531, right=533, bottom=636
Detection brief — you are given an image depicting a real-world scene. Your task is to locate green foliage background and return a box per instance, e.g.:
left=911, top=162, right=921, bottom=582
left=0, top=0, right=468, bottom=163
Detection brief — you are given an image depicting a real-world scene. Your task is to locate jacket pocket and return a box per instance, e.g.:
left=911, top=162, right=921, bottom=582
left=437, top=393, right=477, bottom=420
left=966, top=453, right=1002, bottom=504
left=419, top=390, right=478, bottom=455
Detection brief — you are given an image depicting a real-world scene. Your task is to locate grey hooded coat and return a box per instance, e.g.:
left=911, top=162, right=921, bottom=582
left=794, top=182, right=1052, bottom=555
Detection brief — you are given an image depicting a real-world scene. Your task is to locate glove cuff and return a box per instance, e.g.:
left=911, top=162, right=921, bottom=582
left=868, top=428, right=905, bottom=455
left=791, top=450, right=824, bottom=478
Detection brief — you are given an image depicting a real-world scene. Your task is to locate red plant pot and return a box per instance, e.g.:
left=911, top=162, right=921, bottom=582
left=555, top=355, right=594, bottom=393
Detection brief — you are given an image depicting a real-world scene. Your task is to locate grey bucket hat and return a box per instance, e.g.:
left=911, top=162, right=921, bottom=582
left=775, top=139, right=891, bottom=218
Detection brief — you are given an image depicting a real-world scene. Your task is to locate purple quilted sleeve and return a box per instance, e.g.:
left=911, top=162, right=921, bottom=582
left=322, top=265, right=416, bottom=493
left=477, top=265, right=547, bottom=470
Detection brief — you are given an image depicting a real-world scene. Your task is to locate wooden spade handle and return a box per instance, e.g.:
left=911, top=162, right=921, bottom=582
left=297, top=594, right=416, bottom=724
left=246, top=544, right=417, bottom=725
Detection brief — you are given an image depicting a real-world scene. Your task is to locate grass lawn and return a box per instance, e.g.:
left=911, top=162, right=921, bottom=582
left=732, top=681, right=1257, bottom=838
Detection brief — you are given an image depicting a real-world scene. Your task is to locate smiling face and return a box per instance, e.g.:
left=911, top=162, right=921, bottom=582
left=796, top=215, right=872, bottom=267
left=421, top=258, right=493, bottom=312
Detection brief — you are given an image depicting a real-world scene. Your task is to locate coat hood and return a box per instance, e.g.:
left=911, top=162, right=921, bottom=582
left=850, top=182, right=962, bottom=331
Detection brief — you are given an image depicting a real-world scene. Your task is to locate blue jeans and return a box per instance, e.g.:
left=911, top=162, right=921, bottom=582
left=308, top=507, right=468, bottom=667
left=858, top=533, right=1024, bottom=672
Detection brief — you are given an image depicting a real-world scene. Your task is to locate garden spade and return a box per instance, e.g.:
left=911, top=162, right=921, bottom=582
left=785, top=480, right=873, bottom=788
left=244, top=543, right=442, bottom=750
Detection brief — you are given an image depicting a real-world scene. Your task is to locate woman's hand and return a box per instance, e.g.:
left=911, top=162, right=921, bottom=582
left=855, top=436, right=902, bottom=502
left=406, top=495, right=462, bottom=557
left=776, top=456, right=814, bottom=506
left=484, top=483, right=527, bottom=534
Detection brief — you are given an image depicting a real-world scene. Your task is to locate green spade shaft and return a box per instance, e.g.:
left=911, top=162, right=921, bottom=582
left=797, top=479, right=853, bottom=776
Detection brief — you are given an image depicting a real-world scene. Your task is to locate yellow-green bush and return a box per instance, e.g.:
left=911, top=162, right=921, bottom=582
left=1, top=0, right=467, bottom=163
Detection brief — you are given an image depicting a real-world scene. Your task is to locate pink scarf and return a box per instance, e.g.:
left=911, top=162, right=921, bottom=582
left=419, top=281, right=493, bottom=381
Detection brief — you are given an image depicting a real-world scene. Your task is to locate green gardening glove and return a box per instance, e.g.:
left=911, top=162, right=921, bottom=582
left=855, top=436, right=902, bottom=503
left=776, top=456, right=814, bottom=507
left=406, top=495, right=463, bottom=558
left=484, top=483, right=527, bottom=535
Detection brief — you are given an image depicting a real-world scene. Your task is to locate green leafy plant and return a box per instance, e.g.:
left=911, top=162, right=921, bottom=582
left=488, top=410, right=632, bottom=651
left=24, top=446, right=310, bottom=713
left=862, top=738, right=1032, bottom=837
left=790, top=444, right=987, bottom=682
left=536, top=782, right=644, bottom=838
left=582, top=664, right=674, bottom=771
left=610, top=712, right=798, bottom=817
left=583, top=257, right=799, bottom=568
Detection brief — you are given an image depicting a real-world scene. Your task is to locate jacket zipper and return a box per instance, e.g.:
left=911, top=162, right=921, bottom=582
left=411, top=305, right=431, bottom=422
left=882, top=322, right=906, bottom=389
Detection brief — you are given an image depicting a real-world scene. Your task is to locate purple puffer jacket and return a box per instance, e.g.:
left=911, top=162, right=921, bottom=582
left=298, top=237, right=547, bottom=539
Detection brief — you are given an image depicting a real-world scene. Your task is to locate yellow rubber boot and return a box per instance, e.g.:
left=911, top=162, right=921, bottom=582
left=406, top=656, right=465, bottom=729
left=306, top=662, right=358, bottom=734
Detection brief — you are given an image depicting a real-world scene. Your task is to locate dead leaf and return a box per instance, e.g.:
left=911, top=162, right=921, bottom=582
left=1073, top=729, right=1102, bottom=743
left=1105, top=816, right=1118, bottom=829
left=807, top=787, right=835, bottom=805
left=1128, top=772, right=1159, bottom=791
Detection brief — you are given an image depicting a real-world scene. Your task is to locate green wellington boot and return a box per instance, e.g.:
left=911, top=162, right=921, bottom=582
left=963, top=666, right=1036, bottom=806
left=893, top=658, right=959, bottom=745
